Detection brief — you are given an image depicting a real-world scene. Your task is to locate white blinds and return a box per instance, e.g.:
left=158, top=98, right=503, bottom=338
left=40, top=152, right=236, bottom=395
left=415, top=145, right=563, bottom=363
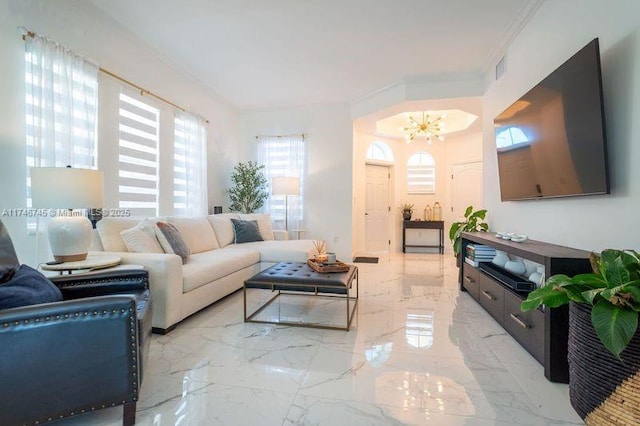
left=407, top=152, right=436, bottom=194
left=257, top=135, right=306, bottom=231
left=24, top=32, right=98, bottom=230
left=174, top=112, right=208, bottom=216
left=118, top=92, right=159, bottom=217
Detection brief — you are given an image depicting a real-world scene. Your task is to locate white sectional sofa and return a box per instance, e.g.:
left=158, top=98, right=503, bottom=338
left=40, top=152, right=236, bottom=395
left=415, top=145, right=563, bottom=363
left=93, top=213, right=317, bottom=333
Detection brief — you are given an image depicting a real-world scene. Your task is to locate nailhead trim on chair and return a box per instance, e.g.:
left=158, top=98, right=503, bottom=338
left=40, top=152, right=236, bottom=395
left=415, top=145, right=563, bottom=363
left=4, top=305, right=140, bottom=425
left=54, top=276, right=147, bottom=288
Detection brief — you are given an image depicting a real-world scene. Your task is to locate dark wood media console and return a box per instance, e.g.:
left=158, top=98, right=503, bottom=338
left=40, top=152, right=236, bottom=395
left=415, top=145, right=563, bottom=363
left=459, top=232, right=592, bottom=383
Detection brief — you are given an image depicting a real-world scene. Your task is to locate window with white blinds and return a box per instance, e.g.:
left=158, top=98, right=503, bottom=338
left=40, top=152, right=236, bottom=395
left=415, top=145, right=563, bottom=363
left=257, top=135, right=306, bottom=231
left=407, top=152, right=436, bottom=194
left=173, top=112, right=207, bottom=216
left=24, top=32, right=98, bottom=230
left=118, top=92, right=159, bottom=217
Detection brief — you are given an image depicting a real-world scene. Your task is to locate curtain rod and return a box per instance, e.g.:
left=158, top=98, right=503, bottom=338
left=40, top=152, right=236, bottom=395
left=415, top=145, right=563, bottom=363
left=22, top=28, right=209, bottom=124
left=255, top=133, right=306, bottom=140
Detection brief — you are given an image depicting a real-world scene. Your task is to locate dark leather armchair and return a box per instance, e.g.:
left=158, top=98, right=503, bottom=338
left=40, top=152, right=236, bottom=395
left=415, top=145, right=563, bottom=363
left=0, top=220, right=151, bottom=426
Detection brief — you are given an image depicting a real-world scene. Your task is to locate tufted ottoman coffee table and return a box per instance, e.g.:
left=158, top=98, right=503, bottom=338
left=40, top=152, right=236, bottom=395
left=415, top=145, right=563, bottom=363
left=243, top=261, right=358, bottom=331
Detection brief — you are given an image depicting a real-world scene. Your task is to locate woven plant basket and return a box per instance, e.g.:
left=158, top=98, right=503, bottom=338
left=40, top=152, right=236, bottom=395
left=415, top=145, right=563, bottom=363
left=568, top=302, right=640, bottom=425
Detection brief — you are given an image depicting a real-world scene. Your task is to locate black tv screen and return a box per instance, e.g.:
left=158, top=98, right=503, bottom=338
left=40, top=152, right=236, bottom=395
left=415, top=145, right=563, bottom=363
left=494, top=38, right=609, bottom=201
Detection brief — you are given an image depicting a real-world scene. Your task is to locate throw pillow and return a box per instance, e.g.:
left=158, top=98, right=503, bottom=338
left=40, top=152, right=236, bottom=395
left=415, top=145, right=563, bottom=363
left=0, top=264, right=63, bottom=310
left=230, top=219, right=264, bottom=244
left=0, top=219, right=20, bottom=284
left=120, top=219, right=164, bottom=253
left=155, top=221, right=191, bottom=263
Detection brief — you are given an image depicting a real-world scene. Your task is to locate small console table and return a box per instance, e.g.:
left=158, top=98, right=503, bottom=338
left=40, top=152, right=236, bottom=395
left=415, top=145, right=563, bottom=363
left=402, top=220, right=444, bottom=254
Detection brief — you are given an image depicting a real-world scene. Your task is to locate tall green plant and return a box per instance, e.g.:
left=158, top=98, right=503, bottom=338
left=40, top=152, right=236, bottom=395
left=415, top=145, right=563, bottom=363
left=522, top=249, right=640, bottom=359
left=448, top=206, right=488, bottom=258
left=227, top=161, right=268, bottom=213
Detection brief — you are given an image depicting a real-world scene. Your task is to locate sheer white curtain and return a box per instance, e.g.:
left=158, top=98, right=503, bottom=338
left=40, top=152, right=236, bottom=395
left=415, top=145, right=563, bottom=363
left=174, top=111, right=208, bottom=216
left=25, top=31, right=98, bottom=173
left=24, top=31, right=98, bottom=240
left=257, top=135, right=306, bottom=231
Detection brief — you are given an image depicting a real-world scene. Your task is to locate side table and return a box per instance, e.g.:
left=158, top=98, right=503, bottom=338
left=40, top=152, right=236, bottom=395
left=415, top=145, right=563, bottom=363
left=402, top=220, right=444, bottom=254
left=41, top=254, right=122, bottom=275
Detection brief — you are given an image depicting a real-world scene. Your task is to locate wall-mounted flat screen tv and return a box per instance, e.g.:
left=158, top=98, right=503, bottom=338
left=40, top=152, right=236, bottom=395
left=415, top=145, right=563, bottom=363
left=494, top=38, right=609, bottom=201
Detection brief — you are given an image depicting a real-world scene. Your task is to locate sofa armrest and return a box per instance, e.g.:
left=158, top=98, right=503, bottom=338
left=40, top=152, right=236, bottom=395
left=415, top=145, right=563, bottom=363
left=0, top=296, right=139, bottom=425
left=273, top=230, right=289, bottom=241
left=90, top=251, right=183, bottom=331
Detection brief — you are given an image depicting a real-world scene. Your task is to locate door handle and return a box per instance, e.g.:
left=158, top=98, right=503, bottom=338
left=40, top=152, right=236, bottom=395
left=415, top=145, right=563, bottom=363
left=464, top=276, right=475, bottom=284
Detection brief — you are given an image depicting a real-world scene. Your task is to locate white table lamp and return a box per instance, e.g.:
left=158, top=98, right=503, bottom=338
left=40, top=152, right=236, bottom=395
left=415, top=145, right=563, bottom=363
left=31, top=167, right=104, bottom=262
left=272, top=176, right=300, bottom=232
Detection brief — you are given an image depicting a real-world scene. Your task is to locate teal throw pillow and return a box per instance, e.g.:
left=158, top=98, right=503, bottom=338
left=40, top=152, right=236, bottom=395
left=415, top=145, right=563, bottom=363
left=231, top=219, right=264, bottom=244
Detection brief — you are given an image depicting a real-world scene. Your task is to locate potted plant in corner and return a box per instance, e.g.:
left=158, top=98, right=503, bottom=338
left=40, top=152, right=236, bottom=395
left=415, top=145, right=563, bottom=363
left=521, top=249, right=640, bottom=424
left=448, top=206, right=488, bottom=266
left=400, top=203, right=414, bottom=221
left=226, top=161, right=268, bottom=213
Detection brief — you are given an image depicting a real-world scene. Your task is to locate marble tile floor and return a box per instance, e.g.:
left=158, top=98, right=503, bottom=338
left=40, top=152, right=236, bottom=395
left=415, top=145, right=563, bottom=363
left=56, top=253, right=584, bottom=425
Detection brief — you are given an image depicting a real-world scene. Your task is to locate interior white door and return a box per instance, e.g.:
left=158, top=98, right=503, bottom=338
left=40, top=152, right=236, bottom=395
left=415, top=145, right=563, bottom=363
left=365, top=164, right=390, bottom=253
left=451, top=161, right=483, bottom=220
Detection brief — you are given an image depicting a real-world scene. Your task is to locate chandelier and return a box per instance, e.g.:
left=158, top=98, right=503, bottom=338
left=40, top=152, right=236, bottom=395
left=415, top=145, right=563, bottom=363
left=401, top=112, right=446, bottom=143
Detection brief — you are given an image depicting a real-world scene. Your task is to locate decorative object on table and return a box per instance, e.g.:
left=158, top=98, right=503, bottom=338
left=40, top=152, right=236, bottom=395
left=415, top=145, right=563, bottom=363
left=448, top=205, right=489, bottom=260
left=307, top=258, right=350, bottom=273
left=400, top=203, right=414, bottom=220
left=491, top=250, right=509, bottom=268
left=213, top=206, right=223, bottom=214
left=423, top=205, right=432, bottom=221
left=521, top=249, right=640, bottom=423
left=504, top=258, right=526, bottom=275
left=432, top=202, right=442, bottom=221
left=401, top=111, right=446, bottom=143
left=326, top=252, right=337, bottom=264
left=313, top=240, right=327, bottom=262
left=510, top=234, right=528, bottom=243
left=226, top=161, right=268, bottom=214
left=272, top=176, right=300, bottom=232
left=30, top=166, right=104, bottom=262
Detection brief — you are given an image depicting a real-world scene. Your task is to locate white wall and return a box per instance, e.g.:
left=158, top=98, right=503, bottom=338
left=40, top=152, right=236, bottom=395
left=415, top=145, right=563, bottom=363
left=237, top=105, right=353, bottom=260
left=0, top=0, right=239, bottom=264
left=352, top=128, right=482, bottom=254
left=483, top=0, right=640, bottom=252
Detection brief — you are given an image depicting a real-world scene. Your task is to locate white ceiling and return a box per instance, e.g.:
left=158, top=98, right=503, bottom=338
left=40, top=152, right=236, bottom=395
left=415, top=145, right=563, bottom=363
left=89, top=0, right=539, bottom=110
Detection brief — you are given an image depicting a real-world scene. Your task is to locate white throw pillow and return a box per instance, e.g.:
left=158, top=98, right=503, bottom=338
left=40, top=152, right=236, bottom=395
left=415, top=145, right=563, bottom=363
left=120, top=219, right=164, bottom=253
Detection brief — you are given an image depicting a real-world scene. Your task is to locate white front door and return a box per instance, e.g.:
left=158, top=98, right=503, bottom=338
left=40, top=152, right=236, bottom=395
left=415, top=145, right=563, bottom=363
left=451, top=161, right=483, bottom=220
left=365, top=164, right=390, bottom=253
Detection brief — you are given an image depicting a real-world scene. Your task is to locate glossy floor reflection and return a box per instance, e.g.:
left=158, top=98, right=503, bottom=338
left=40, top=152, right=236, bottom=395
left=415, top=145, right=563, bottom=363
left=58, top=254, right=584, bottom=425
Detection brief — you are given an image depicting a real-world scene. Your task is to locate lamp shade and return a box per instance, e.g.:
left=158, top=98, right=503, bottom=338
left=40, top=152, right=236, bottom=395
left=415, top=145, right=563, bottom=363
left=31, top=167, right=104, bottom=209
left=272, top=176, right=300, bottom=196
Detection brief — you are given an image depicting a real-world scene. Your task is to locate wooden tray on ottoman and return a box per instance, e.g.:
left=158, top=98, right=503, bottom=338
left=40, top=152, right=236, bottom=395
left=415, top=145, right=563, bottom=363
left=307, top=258, right=350, bottom=273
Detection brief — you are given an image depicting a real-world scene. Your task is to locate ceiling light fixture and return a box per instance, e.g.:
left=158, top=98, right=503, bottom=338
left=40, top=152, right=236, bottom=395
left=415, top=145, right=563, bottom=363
left=400, top=112, right=446, bottom=144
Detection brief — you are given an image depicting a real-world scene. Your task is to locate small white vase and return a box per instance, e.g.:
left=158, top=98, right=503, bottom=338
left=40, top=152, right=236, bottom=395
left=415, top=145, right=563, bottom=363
left=504, top=259, right=526, bottom=275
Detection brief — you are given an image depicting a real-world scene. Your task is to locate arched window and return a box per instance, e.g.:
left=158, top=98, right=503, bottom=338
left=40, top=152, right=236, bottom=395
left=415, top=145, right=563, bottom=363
left=366, top=141, right=394, bottom=162
left=407, top=152, right=435, bottom=194
left=496, top=126, right=529, bottom=149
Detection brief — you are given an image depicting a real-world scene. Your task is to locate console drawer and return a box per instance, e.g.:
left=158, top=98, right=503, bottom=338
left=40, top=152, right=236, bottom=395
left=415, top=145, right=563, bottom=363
left=503, top=290, right=545, bottom=363
left=461, top=263, right=479, bottom=300
left=477, top=273, right=504, bottom=323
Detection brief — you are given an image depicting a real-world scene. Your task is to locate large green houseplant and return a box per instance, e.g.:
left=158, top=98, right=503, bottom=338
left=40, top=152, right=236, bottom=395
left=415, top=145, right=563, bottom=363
left=521, top=249, right=640, bottom=359
left=226, top=161, right=268, bottom=213
left=448, top=206, right=489, bottom=259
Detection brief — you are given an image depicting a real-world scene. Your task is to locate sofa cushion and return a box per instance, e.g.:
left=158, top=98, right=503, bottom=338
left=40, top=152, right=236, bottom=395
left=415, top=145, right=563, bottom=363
left=156, top=222, right=191, bottom=263
left=207, top=213, right=240, bottom=248
left=120, top=219, right=164, bottom=253
left=168, top=216, right=219, bottom=254
left=0, top=264, right=63, bottom=310
left=182, top=249, right=260, bottom=293
left=238, top=213, right=274, bottom=241
left=237, top=240, right=316, bottom=263
left=97, top=217, right=142, bottom=252
left=231, top=219, right=264, bottom=244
